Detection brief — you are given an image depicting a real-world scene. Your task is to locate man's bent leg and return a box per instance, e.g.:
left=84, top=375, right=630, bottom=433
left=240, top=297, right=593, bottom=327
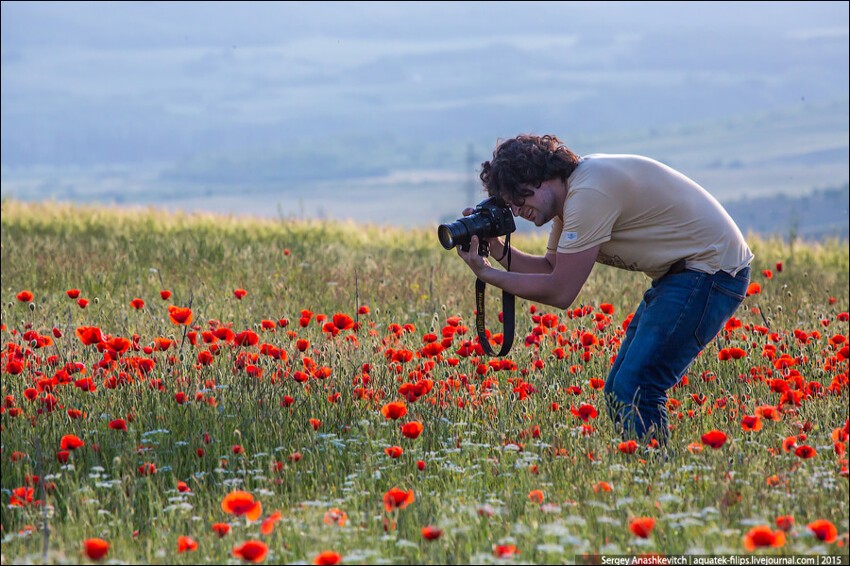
left=604, top=298, right=645, bottom=427
left=607, top=269, right=749, bottom=442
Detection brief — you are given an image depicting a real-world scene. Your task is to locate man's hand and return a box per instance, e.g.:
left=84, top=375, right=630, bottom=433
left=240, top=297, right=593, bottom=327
left=460, top=207, right=505, bottom=260
left=457, top=236, right=493, bottom=277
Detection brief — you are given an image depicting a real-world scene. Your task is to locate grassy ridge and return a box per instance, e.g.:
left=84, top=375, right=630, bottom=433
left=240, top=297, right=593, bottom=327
left=1, top=200, right=848, bottom=564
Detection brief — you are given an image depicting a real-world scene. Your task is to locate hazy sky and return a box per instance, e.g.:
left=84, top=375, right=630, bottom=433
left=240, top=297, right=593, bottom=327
left=2, top=1, right=848, bottom=224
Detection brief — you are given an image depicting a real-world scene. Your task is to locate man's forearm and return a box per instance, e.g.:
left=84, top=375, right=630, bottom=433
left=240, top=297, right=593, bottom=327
left=475, top=266, right=577, bottom=310
left=489, top=239, right=554, bottom=274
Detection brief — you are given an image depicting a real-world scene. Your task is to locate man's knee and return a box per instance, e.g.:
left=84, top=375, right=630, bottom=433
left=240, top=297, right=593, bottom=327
left=610, top=375, right=640, bottom=406
left=611, top=375, right=669, bottom=413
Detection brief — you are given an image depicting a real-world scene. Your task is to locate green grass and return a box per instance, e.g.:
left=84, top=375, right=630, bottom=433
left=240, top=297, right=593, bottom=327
left=1, top=199, right=848, bottom=564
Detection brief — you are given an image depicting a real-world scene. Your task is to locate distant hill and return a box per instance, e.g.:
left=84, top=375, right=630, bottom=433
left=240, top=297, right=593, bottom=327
left=722, top=184, right=849, bottom=241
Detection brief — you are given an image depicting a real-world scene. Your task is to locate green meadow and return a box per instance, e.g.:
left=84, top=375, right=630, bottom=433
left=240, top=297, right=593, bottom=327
left=1, top=200, right=848, bottom=564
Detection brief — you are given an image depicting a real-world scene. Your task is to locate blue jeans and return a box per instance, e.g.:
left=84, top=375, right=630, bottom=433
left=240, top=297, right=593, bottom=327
left=604, top=267, right=750, bottom=444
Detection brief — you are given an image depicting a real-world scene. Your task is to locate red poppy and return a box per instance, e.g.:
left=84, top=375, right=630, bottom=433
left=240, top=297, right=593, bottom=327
left=313, top=551, right=342, bottom=565
left=701, top=430, right=727, bottom=449
left=221, top=491, right=263, bottom=522
left=421, top=526, right=443, bottom=540
left=177, top=535, right=198, bottom=553
left=105, top=336, right=131, bottom=355
left=260, top=511, right=282, bottom=535
left=384, top=446, right=404, bottom=458
left=380, top=401, right=408, bottom=420
left=741, top=415, right=763, bottom=432
left=807, top=519, right=838, bottom=543
left=198, top=350, right=214, bottom=366
left=382, top=487, right=415, bottom=512
left=10, top=486, right=34, bottom=507
left=66, top=289, right=81, bottom=299
left=589, top=378, right=605, bottom=390
left=401, top=421, right=424, bottom=439
left=160, top=290, right=172, bottom=300
left=323, top=508, right=348, bottom=527
left=75, top=326, right=105, bottom=346
left=137, top=463, right=156, bottom=476
left=593, top=481, right=612, bottom=493
left=629, top=517, right=655, bottom=538
left=718, top=347, right=748, bottom=360
left=493, top=545, right=520, bottom=558
left=6, top=360, right=24, bottom=375
left=83, top=538, right=109, bottom=561
left=782, top=436, right=797, bottom=452
left=358, top=305, right=370, bottom=315
left=130, top=298, right=145, bottom=309
left=309, top=418, right=322, bottom=431
left=775, top=515, right=794, bottom=531
left=77, top=298, right=89, bottom=309
left=746, top=282, right=762, bottom=296
left=618, top=440, right=638, bottom=454
left=234, top=289, right=248, bottom=300
left=332, top=313, right=355, bottom=331
left=60, top=434, right=85, bottom=451
left=528, top=490, right=545, bottom=504
left=108, top=419, right=127, bottom=431
left=794, top=445, right=817, bottom=459
left=573, top=403, right=599, bottom=422
left=232, top=540, right=268, bottom=563
left=212, top=523, right=231, bottom=537
left=16, top=290, right=34, bottom=302
left=234, top=330, right=259, bottom=347
left=743, top=525, right=785, bottom=551
left=755, top=405, right=781, bottom=421
left=168, top=305, right=193, bottom=325
left=421, top=342, right=445, bottom=357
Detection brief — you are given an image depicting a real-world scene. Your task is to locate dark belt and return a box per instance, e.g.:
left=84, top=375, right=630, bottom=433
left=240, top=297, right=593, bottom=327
left=664, top=259, right=688, bottom=277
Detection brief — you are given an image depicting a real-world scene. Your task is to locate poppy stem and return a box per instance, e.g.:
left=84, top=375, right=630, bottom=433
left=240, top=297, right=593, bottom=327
left=34, top=436, right=50, bottom=562
left=178, top=292, right=195, bottom=356
left=756, top=301, right=771, bottom=330
left=152, top=267, right=165, bottom=290
left=354, top=269, right=360, bottom=325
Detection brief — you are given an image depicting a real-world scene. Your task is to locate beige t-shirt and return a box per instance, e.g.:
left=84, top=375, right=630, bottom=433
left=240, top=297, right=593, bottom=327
left=547, top=154, right=753, bottom=280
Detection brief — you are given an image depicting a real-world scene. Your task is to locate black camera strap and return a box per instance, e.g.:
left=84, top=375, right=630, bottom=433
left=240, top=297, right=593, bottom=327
left=475, top=234, right=515, bottom=357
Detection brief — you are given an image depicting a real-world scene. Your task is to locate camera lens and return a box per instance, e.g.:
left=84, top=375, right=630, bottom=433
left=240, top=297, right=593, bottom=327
left=438, top=222, right=467, bottom=250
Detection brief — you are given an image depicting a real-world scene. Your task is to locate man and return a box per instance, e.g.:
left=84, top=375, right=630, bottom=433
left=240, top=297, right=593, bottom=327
left=457, top=134, right=753, bottom=444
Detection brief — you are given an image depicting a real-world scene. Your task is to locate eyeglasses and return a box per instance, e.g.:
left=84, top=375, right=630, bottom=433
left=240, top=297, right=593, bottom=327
left=505, top=188, right=534, bottom=208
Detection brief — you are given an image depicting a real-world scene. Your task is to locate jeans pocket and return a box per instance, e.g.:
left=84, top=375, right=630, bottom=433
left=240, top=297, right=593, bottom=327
left=694, top=282, right=746, bottom=348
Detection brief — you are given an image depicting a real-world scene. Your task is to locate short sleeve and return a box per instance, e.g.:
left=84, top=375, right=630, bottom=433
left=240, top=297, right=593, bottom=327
left=557, top=188, right=619, bottom=253
left=547, top=216, right=563, bottom=252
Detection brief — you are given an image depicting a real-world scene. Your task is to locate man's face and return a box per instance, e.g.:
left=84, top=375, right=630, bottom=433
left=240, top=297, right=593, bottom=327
left=505, top=181, right=560, bottom=227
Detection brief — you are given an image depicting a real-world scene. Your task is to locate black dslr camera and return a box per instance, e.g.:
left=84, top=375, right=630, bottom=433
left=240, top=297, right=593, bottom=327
left=438, top=196, right=516, bottom=256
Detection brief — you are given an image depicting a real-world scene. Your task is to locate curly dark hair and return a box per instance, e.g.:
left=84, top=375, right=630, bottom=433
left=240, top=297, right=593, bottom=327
left=479, top=135, right=581, bottom=203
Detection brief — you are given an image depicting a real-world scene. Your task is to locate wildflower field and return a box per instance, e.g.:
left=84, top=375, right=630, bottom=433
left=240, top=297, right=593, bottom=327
left=1, top=200, right=848, bottom=565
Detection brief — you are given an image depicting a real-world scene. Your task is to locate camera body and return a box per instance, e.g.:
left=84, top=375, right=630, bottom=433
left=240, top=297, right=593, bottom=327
left=438, top=196, right=516, bottom=255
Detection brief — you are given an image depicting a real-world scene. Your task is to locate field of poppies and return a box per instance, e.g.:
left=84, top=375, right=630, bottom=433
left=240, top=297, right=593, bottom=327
left=1, top=199, right=848, bottom=564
